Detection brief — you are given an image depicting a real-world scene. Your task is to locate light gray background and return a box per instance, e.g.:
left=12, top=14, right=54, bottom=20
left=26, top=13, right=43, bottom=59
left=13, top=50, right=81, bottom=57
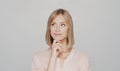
left=0, top=0, right=120, bottom=71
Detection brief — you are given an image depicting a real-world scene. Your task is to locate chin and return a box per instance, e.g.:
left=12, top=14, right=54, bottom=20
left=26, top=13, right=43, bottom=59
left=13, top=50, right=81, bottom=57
left=53, top=37, right=64, bottom=41
left=54, top=38, right=62, bottom=41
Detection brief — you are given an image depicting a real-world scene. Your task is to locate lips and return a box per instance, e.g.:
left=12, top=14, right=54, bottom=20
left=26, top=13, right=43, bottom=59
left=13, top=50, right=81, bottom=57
left=54, top=33, right=62, bottom=36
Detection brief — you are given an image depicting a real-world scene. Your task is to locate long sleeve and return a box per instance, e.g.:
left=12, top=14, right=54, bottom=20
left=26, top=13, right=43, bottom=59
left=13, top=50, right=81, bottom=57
left=31, top=54, right=45, bottom=71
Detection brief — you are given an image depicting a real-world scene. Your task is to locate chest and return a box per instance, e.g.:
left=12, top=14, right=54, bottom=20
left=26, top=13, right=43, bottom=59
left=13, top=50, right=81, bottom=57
left=42, top=58, right=79, bottom=71
left=55, top=59, right=79, bottom=71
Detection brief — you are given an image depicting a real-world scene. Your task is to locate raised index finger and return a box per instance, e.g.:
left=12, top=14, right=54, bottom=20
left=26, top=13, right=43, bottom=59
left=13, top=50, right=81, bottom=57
left=53, top=40, right=60, bottom=44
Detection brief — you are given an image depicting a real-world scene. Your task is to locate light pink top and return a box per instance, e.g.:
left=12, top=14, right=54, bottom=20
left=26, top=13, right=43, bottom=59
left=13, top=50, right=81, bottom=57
left=31, top=48, right=90, bottom=71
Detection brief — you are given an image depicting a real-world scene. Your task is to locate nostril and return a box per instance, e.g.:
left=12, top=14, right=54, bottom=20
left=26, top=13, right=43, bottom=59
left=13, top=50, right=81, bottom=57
left=56, top=27, right=60, bottom=31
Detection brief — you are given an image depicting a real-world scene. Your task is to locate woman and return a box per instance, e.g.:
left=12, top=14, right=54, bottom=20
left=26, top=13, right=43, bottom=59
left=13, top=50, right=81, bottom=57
left=32, top=8, right=90, bottom=71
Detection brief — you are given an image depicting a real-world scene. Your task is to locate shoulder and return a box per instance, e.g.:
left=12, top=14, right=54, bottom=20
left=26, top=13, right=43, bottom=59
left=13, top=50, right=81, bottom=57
left=73, top=48, right=89, bottom=62
left=33, top=48, right=51, bottom=60
left=73, top=48, right=90, bottom=71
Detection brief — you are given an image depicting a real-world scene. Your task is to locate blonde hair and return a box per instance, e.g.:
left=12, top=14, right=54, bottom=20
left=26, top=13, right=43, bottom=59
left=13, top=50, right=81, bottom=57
left=45, top=8, right=74, bottom=49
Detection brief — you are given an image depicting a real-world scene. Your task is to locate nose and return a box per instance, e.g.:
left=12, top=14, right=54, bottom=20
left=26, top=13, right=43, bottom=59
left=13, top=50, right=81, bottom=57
left=55, top=25, right=60, bottom=32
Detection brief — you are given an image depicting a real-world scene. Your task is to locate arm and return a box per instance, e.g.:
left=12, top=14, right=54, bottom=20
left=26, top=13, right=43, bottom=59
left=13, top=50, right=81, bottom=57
left=32, top=40, right=61, bottom=71
left=47, top=51, right=57, bottom=71
left=47, top=40, right=62, bottom=71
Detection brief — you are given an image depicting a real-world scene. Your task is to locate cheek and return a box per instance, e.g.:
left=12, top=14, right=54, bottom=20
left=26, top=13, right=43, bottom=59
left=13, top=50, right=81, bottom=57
left=50, top=27, right=53, bottom=33
left=50, top=27, right=55, bottom=36
left=62, top=28, right=68, bottom=35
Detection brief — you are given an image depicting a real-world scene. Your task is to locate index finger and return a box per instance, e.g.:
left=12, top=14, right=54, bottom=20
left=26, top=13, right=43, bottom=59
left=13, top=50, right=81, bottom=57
left=53, top=40, right=60, bottom=44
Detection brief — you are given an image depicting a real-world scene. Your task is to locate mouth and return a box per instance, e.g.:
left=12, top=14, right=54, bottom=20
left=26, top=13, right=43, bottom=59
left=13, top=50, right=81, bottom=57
left=54, top=33, right=62, bottom=36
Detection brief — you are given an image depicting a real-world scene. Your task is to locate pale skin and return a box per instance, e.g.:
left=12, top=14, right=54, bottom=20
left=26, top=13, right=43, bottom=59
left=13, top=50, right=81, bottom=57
left=47, top=14, right=72, bottom=71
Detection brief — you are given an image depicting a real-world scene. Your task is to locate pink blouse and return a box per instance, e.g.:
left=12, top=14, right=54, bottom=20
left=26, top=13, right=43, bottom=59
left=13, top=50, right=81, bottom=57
left=31, top=48, right=90, bottom=71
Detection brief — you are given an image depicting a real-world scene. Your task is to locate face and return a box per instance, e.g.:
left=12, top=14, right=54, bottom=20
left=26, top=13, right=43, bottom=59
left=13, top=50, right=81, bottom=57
left=50, top=14, right=68, bottom=42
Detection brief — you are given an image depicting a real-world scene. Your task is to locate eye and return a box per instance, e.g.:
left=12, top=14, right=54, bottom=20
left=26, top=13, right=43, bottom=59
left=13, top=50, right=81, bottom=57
left=51, top=23, right=55, bottom=26
left=61, top=24, right=65, bottom=27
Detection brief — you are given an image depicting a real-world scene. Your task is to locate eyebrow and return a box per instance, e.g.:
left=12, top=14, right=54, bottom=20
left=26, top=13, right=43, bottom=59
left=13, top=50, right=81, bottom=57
left=51, top=21, right=66, bottom=24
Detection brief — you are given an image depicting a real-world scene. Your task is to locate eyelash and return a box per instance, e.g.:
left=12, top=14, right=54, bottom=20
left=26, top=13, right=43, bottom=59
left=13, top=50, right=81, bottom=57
left=51, top=23, right=66, bottom=27
left=51, top=23, right=55, bottom=26
left=61, top=24, right=65, bottom=27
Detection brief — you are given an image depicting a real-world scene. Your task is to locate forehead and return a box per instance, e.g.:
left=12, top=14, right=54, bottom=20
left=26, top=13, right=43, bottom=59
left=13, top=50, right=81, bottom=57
left=52, top=14, right=66, bottom=22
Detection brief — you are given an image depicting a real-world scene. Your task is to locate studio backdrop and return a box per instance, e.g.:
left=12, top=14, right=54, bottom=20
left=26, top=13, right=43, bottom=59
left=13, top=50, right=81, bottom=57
left=0, top=0, right=119, bottom=71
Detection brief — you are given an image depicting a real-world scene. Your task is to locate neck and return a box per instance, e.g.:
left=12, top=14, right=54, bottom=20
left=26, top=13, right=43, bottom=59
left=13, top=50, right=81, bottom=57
left=59, top=39, right=72, bottom=54
left=57, top=39, right=73, bottom=61
left=60, top=38, right=67, bottom=44
left=60, top=39, right=68, bottom=51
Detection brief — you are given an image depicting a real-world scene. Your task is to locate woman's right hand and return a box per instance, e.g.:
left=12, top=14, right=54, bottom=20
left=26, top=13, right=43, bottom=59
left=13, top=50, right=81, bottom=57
left=51, top=40, right=62, bottom=58
left=47, top=40, right=63, bottom=71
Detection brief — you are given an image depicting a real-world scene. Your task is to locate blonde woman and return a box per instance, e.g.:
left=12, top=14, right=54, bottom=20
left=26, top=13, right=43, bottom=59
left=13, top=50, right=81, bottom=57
left=32, top=8, right=90, bottom=71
